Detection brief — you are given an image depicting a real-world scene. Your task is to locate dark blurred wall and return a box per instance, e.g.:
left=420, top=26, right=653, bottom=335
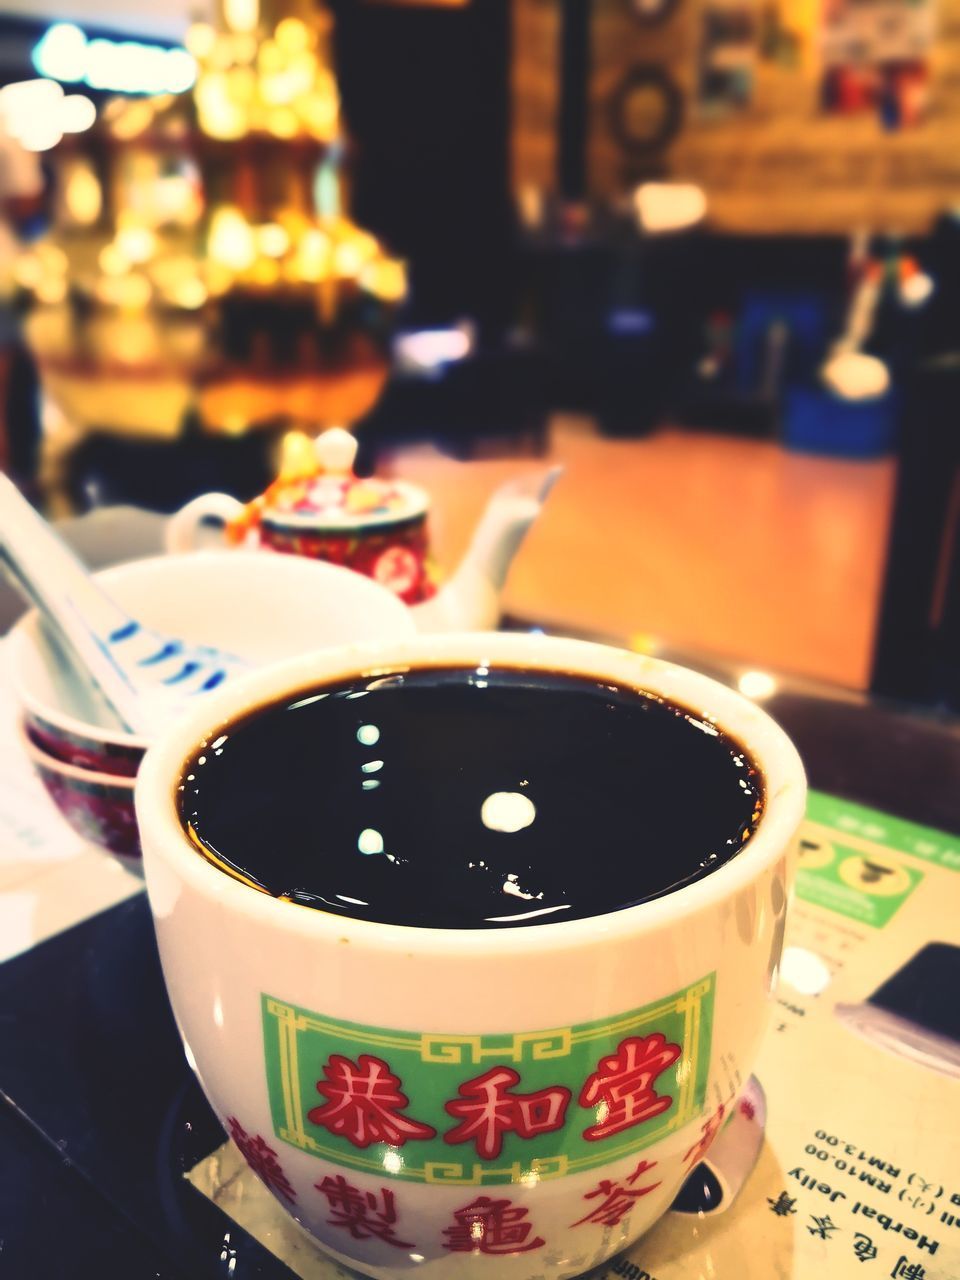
left=332, top=0, right=514, bottom=335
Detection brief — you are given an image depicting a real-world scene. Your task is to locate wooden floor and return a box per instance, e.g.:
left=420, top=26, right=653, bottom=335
left=384, top=416, right=898, bottom=690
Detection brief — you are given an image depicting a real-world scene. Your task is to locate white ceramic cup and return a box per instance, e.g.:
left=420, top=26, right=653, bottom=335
left=136, top=633, right=806, bottom=1280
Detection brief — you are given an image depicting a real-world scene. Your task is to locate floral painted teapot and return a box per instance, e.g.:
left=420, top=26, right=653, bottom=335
left=166, top=428, right=560, bottom=632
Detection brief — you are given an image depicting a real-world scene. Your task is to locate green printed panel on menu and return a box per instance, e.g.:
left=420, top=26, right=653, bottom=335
left=796, top=833, right=924, bottom=928
left=806, top=789, right=960, bottom=873
left=261, top=974, right=715, bottom=1186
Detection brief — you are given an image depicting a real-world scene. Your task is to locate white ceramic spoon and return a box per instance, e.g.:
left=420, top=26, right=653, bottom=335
left=0, top=474, right=247, bottom=737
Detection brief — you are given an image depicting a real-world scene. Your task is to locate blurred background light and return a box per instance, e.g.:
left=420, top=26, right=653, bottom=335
left=822, top=351, right=891, bottom=401
left=737, top=671, right=778, bottom=700
left=0, top=78, right=98, bottom=152
left=395, top=327, right=473, bottom=373
left=634, top=183, right=708, bottom=234
left=32, top=23, right=196, bottom=97
left=60, top=94, right=97, bottom=133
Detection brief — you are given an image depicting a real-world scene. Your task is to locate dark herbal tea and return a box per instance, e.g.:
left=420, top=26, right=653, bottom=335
left=179, top=666, right=763, bottom=929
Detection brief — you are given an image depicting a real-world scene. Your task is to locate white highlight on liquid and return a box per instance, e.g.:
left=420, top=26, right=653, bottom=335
left=481, top=791, right=536, bottom=834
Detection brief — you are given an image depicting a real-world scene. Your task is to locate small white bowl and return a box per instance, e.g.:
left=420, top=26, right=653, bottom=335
left=9, top=550, right=416, bottom=776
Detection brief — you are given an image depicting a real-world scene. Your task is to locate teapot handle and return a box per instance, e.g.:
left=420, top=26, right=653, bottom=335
left=165, top=493, right=245, bottom=554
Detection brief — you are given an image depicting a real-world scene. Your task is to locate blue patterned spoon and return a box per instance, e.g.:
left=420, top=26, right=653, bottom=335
left=0, top=474, right=248, bottom=737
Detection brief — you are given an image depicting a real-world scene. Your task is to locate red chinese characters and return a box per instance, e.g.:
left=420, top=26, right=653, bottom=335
left=308, top=1053, right=437, bottom=1149
left=308, top=1027, right=684, bottom=1166
left=444, top=1066, right=571, bottom=1160
left=315, top=1174, right=413, bottom=1248
left=442, top=1195, right=545, bottom=1254
left=571, top=1158, right=661, bottom=1227
left=580, top=1034, right=681, bottom=1141
left=227, top=1116, right=296, bottom=1203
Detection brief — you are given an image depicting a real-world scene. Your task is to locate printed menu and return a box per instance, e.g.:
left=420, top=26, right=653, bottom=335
left=186, top=791, right=960, bottom=1279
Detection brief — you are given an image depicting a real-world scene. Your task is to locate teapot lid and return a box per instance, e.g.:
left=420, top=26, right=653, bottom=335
left=261, top=428, right=428, bottom=530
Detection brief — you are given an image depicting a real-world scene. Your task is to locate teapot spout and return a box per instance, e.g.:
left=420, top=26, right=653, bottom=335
left=412, top=466, right=562, bottom=633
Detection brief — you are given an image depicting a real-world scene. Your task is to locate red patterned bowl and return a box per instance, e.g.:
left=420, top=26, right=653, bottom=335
left=20, top=721, right=141, bottom=860
left=24, top=713, right=145, bottom=777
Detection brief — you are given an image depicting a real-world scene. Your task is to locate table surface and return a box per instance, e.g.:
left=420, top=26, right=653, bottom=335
left=1, top=506, right=958, bottom=1280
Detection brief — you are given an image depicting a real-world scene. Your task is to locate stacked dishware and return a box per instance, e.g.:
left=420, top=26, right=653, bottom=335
left=5, top=544, right=415, bottom=860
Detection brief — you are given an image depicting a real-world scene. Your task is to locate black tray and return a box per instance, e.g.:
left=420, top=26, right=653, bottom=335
left=0, top=893, right=296, bottom=1279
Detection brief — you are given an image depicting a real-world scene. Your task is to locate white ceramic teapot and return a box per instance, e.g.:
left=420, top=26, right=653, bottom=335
left=166, top=428, right=560, bottom=632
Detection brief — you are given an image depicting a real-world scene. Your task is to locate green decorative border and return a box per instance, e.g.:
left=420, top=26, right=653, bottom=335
left=262, top=974, right=715, bottom=1185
